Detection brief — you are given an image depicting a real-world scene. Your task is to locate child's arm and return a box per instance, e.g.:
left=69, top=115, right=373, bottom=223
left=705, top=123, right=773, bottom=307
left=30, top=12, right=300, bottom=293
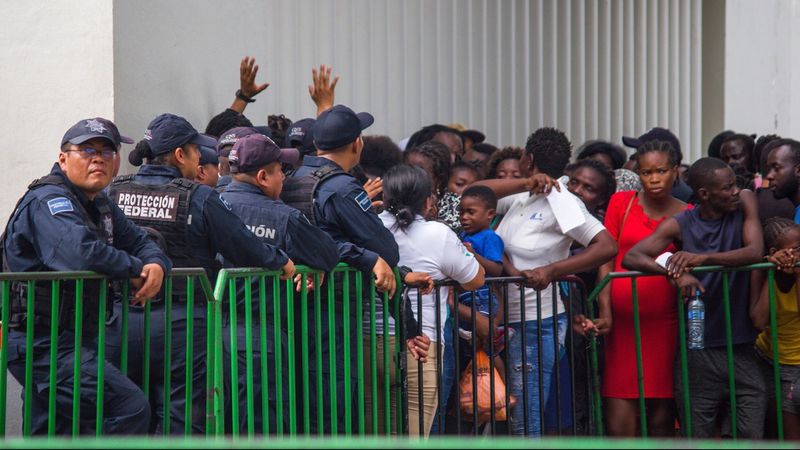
left=464, top=242, right=503, bottom=277
left=573, top=259, right=613, bottom=336
left=456, top=302, right=490, bottom=342
left=749, top=269, right=770, bottom=331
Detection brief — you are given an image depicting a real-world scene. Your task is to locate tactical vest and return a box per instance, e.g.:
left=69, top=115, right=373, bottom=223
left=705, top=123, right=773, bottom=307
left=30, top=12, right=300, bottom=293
left=280, top=165, right=346, bottom=225
left=2, top=175, right=114, bottom=335
left=108, top=175, right=221, bottom=284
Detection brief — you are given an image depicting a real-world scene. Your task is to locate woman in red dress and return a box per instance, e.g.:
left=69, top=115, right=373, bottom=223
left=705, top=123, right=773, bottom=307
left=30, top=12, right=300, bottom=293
left=580, top=140, right=691, bottom=436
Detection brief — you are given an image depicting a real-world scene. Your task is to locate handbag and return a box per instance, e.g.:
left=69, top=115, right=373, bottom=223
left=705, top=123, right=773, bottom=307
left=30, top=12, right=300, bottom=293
left=459, top=349, right=516, bottom=423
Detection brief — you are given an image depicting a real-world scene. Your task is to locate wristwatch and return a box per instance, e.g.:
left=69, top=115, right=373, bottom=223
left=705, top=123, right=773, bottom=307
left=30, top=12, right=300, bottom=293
left=398, top=265, right=413, bottom=281
left=235, top=89, right=256, bottom=103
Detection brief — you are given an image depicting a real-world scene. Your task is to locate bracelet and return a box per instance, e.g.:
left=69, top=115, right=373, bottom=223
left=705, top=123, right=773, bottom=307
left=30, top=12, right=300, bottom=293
left=235, top=89, right=256, bottom=103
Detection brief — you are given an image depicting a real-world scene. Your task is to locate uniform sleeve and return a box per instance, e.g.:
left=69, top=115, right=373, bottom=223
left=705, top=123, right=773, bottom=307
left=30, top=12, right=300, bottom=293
left=109, top=203, right=172, bottom=274
left=284, top=213, right=339, bottom=271
left=439, top=229, right=481, bottom=284
left=202, top=192, right=289, bottom=269
left=482, top=231, right=505, bottom=264
left=29, top=195, right=147, bottom=279
left=324, top=190, right=400, bottom=270
left=566, top=200, right=606, bottom=247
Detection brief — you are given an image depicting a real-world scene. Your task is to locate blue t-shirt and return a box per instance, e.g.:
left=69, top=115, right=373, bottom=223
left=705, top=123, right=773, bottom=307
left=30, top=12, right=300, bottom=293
left=458, top=228, right=504, bottom=318
left=461, top=228, right=504, bottom=264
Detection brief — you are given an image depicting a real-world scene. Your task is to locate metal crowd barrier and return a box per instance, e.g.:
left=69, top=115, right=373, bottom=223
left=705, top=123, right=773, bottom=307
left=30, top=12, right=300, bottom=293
left=413, top=275, right=596, bottom=438
left=585, top=262, right=786, bottom=440
left=0, top=268, right=214, bottom=437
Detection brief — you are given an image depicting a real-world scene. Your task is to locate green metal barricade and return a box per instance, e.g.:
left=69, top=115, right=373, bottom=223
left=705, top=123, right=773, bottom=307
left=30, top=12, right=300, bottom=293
left=585, top=263, right=785, bottom=440
left=0, top=268, right=215, bottom=437
left=210, top=264, right=406, bottom=437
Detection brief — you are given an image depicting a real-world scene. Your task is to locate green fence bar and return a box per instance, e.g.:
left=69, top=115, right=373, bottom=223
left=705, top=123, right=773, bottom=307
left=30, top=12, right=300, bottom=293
left=369, top=279, right=378, bottom=435
left=120, top=283, right=129, bottom=377
left=675, top=289, right=692, bottom=437
left=342, top=273, right=352, bottom=436
left=94, top=282, right=107, bottom=436
left=300, top=273, right=311, bottom=435
left=142, top=298, right=151, bottom=399
left=630, top=278, right=647, bottom=437
left=0, top=281, right=9, bottom=437
left=48, top=281, right=59, bottom=436
left=185, top=276, right=195, bottom=436
left=314, top=274, right=324, bottom=434
left=23, top=281, right=34, bottom=436
left=243, top=277, right=255, bottom=436
left=163, top=277, right=173, bottom=434
left=354, top=271, right=365, bottom=435
left=285, top=277, right=298, bottom=436
left=71, top=280, right=83, bottom=437
left=721, top=272, right=737, bottom=439
left=272, top=275, right=283, bottom=435
left=768, top=269, right=784, bottom=440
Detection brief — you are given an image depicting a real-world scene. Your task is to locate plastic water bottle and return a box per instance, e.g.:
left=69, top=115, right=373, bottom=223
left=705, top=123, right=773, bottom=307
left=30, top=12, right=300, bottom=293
left=687, top=290, right=705, bottom=350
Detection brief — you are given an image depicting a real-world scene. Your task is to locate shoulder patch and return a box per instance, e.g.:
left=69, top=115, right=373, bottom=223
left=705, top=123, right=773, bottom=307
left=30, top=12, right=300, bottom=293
left=354, top=191, right=371, bottom=212
left=47, top=197, right=74, bottom=215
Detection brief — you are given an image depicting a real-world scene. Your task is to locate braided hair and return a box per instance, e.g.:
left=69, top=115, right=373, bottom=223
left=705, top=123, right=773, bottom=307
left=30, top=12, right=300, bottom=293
left=636, top=140, right=679, bottom=167
left=764, top=217, right=797, bottom=251
left=403, top=141, right=451, bottom=195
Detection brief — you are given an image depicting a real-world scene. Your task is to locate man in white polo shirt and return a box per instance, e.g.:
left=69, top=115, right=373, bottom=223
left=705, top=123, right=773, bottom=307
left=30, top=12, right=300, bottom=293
left=476, top=127, right=617, bottom=437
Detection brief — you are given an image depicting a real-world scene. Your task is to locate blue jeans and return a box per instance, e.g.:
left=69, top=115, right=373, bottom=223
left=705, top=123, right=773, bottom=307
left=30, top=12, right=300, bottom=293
left=507, top=313, right=566, bottom=437
left=429, top=316, right=455, bottom=434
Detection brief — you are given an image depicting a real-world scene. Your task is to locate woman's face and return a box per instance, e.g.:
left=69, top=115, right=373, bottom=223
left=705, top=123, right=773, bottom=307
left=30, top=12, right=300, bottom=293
left=637, top=151, right=677, bottom=199
left=496, top=158, right=522, bottom=179
left=567, top=167, right=606, bottom=213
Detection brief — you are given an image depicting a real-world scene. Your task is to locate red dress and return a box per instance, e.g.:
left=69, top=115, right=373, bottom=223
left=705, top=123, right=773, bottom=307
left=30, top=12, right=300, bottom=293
left=601, top=191, right=692, bottom=398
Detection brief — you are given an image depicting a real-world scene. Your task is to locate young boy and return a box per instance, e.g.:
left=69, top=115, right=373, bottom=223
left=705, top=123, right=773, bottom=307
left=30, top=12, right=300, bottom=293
left=457, top=185, right=506, bottom=349
left=623, top=157, right=767, bottom=438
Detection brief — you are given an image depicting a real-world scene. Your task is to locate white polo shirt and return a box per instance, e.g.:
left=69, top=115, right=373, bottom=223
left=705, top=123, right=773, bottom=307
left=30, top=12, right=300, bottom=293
left=495, top=184, right=605, bottom=323
left=366, top=212, right=481, bottom=342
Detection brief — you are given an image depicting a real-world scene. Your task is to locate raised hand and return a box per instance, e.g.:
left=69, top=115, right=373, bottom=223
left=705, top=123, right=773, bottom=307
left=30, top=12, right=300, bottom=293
left=308, top=64, right=339, bottom=116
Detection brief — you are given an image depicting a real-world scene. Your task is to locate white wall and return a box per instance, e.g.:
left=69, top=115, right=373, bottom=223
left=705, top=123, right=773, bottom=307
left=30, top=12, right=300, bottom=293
left=724, top=0, right=800, bottom=138
left=0, top=1, right=115, bottom=225
left=112, top=0, right=704, bottom=177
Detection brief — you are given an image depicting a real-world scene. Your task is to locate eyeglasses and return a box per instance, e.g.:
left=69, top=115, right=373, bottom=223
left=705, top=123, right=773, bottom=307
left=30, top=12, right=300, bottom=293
left=66, top=147, right=117, bottom=160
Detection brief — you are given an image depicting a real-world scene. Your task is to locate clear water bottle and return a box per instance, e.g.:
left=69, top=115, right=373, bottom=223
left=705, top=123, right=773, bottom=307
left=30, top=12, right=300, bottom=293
left=687, top=290, right=705, bottom=350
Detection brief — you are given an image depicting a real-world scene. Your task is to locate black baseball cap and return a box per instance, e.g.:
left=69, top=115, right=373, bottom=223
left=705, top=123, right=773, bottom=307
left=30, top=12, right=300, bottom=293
left=229, top=134, right=299, bottom=174
left=62, top=117, right=133, bottom=148
left=216, top=126, right=260, bottom=157
left=622, top=127, right=683, bottom=162
left=286, top=118, right=316, bottom=156
left=144, top=113, right=216, bottom=156
left=199, top=134, right=219, bottom=166
left=312, top=105, right=374, bottom=151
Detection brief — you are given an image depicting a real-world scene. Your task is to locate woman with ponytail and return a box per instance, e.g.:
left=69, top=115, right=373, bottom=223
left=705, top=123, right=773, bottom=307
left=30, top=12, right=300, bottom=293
left=363, top=164, right=485, bottom=437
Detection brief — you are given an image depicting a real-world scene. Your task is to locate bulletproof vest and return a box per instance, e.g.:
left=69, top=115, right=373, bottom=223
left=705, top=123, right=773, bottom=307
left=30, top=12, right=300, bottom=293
left=108, top=175, right=210, bottom=271
left=280, top=165, right=346, bottom=226
left=3, top=175, right=114, bottom=335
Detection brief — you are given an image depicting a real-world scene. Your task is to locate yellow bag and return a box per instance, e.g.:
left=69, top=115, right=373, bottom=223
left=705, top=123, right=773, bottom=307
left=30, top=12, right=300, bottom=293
left=459, top=349, right=516, bottom=423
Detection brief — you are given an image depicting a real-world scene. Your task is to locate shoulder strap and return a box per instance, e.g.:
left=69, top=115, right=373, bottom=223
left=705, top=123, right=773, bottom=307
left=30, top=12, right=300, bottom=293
left=617, top=192, right=637, bottom=240
left=111, top=174, right=135, bottom=185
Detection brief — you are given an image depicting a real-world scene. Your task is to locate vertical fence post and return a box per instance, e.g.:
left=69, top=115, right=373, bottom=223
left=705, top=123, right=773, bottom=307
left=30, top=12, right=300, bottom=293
left=721, top=272, right=737, bottom=439
left=343, top=271, right=352, bottom=435
left=676, top=288, right=692, bottom=437
left=767, top=269, right=784, bottom=440
left=71, top=280, right=84, bottom=437
left=228, top=279, right=239, bottom=438
left=355, top=271, right=366, bottom=435
left=272, top=275, right=284, bottom=435
left=0, top=282, right=9, bottom=437
left=48, top=281, right=60, bottom=436
left=184, top=276, right=195, bottom=436
left=244, top=278, right=256, bottom=437
left=286, top=276, right=298, bottom=436
left=257, top=276, right=269, bottom=435
left=300, top=273, right=311, bottom=435
left=631, top=278, right=647, bottom=437
left=95, top=282, right=107, bottom=436
left=23, top=281, right=35, bottom=436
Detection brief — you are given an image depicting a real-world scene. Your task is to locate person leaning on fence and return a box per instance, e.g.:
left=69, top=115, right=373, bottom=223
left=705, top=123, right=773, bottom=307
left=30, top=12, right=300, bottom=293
left=365, top=164, right=484, bottom=437
left=623, top=157, right=767, bottom=438
left=283, top=101, right=399, bottom=434
left=474, top=127, right=618, bottom=437
left=750, top=217, right=800, bottom=440
left=219, top=133, right=339, bottom=433
left=574, top=140, right=692, bottom=437
left=1, top=118, right=171, bottom=435
left=105, top=113, right=295, bottom=435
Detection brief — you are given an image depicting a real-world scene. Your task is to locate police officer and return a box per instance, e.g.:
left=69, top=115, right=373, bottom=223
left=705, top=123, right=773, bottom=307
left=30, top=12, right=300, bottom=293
left=195, top=138, right=220, bottom=188
left=214, top=126, right=260, bottom=192
left=2, top=118, right=171, bottom=434
left=284, top=104, right=399, bottom=433
left=106, top=113, right=295, bottom=434
left=220, top=133, right=339, bottom=433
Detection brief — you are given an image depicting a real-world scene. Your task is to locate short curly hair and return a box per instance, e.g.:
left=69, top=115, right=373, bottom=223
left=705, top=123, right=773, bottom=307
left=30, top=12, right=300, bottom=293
left=486, top=146, right=523, bottom=179
left=525, top=127, right=572, bottom=178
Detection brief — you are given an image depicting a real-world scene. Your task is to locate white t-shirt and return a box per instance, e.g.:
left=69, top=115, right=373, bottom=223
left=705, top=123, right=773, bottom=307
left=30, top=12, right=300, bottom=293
left=495, top=184, right=605, bottom=323
left=365, top=212, right=481, bottom=342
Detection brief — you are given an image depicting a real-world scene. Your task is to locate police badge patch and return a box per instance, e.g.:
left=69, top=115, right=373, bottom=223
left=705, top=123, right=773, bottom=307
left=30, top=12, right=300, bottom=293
left=354, top=192, right=371, bottom=212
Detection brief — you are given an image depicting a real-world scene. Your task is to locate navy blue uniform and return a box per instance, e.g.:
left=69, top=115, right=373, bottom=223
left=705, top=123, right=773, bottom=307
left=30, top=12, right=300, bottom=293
left=3, top=164, right=171, bottom=435
left=220, top=180, right=338, bottom=433
left=291, top=156, right=399, bottom=433
left=105, top=164, right=289, bottom=434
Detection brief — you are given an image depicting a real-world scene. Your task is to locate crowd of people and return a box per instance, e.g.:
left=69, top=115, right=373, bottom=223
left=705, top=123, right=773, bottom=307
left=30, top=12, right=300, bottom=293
left=4, top=56, right=800, bottom=440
